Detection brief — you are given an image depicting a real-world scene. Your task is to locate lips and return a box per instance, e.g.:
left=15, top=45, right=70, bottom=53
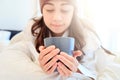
left=51, top=24, right=63, bottom=27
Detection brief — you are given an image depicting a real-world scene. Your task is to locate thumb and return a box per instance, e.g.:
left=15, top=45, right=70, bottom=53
left=39, top=46, right=45, bottom=52
left=73, top=50, right=83, bottom=58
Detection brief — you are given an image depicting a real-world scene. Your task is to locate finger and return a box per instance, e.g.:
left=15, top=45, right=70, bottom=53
left=44, top=56, right=58, bottom=72
left=58, top=52, right=77, bottom=71
left=73, top=50, right=83, bottom=58
left=39, top=45, right=55, bottom=60
left=42, top=48, right=60, bottom=66
left=57, top=65, right=65, bottom=76
left=46, top=63, right=57, bottom=74
left=57, top=62, right=72, bottom=77
left=60, top=52, right=73, bottom=62
left=39, top=46, right=45, bottom=51
left=60, top=52, right=78, bottom=65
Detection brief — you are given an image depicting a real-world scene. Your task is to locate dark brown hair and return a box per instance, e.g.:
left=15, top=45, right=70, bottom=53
left=32, top=0, right=86, bottom=54
left=31, top=14, right=86, bottom=52
left=31, top=0, right=113, bottom=62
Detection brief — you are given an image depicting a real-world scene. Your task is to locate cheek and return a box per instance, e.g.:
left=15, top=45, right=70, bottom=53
left=43, top=11, right=51, bottom=24
left=43, top=15, right=51, bottom=26
left=64, top=13, right=73, bottom=25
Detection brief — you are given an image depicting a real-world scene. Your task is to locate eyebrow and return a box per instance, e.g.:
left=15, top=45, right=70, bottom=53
left=44, top=3, right=53, bottom=6
left=44, top=2, right=71, bottom=6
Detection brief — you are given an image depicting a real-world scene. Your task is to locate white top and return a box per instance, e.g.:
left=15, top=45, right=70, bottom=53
left=0, top=19, right=120, bottom=80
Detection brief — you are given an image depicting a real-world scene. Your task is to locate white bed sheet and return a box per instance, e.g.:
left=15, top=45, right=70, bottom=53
left=0, top=40, right=10, bottom=52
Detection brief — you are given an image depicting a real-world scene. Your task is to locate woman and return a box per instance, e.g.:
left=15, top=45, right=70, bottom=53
left=0, top=0, right=120, bottom=80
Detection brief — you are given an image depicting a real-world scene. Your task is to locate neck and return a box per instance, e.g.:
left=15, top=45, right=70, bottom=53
left=51, top=32, right=64, bottom=37
left=49, top=30, right=69, bottom=37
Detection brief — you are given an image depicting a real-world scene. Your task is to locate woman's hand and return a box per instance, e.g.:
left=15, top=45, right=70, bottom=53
left=57, top=50, right=82, bottom=77
left=38, top=46, right=82, bottom=76
left=38, top=45, right=60, bottom=74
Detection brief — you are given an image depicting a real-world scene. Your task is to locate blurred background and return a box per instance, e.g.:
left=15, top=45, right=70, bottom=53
left=0, top=0, right=120, bottom=53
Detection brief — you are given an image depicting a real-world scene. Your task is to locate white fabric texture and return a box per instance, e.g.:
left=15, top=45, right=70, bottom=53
left=0, top=30, right=11, bottom=41
left=0, top=19, right=120, bottom=80
left=0, top=30, right=11, bottom=52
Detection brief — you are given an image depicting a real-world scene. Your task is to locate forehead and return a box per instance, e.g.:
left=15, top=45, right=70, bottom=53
left=47, top=0, right=66, bottom=1
left=44, top=0, right=73, bottom=4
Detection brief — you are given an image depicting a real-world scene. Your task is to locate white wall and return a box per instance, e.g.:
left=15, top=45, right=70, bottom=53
left=0, top=0, right=36, bottom=30
left=81, top=0, right=120, bottom=53
left=1, top=0, right=120, bottom=53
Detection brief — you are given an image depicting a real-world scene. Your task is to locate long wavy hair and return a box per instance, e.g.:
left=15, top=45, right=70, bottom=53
left=31, top=0, right=113, bottom=61
left=31, top=17, right=87, bottom=60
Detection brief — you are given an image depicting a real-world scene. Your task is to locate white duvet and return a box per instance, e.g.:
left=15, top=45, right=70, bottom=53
left=0, top=20, right=120, bottom=80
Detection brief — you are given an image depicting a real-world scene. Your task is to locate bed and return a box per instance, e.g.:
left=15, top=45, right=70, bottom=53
left=0, top=29, right=21, bottom=52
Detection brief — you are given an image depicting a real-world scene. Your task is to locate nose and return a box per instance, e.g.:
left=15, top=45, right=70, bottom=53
left=52, top=11, right=62, bottom=22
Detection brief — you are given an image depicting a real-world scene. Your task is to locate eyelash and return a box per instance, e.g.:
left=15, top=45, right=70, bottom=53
left=46, top=9, right=69, bottom=13
left=46, top=10, right=54, bottom=12
left=61, top=10, right=69, bottom=13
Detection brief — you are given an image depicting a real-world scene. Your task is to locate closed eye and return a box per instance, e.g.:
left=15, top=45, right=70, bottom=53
left=61, top=9, right=70, bottom=13
left=46, top=9, right=54, bottom=12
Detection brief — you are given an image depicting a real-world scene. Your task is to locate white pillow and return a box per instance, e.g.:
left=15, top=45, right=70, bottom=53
left=0, top=30, right=11, bottom=41
left=0, top=30, right=11, bottom=52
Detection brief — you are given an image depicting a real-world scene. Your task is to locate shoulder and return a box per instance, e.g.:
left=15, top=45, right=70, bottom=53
left=81, top=19, right=101, bottom=54
left=10, top=17, right=42, bottom=44
left=23, top=17, right=42, bottom=39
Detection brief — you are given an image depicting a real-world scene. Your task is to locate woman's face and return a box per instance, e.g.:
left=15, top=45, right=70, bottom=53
left=42, top=0, right=74, bottom=36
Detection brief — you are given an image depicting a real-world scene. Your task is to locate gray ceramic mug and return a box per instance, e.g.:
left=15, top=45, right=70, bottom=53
left=44, top=37, right=75, bottom=56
